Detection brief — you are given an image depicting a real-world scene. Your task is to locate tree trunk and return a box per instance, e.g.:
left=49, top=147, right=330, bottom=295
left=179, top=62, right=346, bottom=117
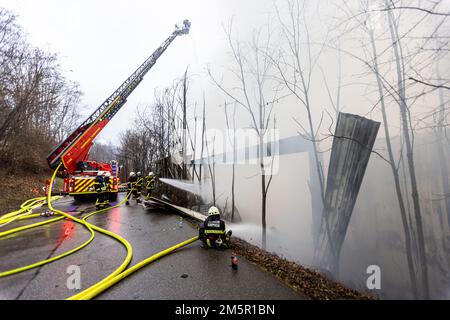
left=369, top=29, right=419, bottom=299
left=260, top=133, right=267, bottom=249
left=231, top=160, right=235, bottom=221
left=436, top=63, right=450, bottom=230
left=182, top=67, right=188, bottom=180
left=199, top=95, right=206, bottom=182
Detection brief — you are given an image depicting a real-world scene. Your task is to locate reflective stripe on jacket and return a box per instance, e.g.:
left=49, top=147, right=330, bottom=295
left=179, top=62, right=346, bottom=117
left=204, top=229, right=225, bottom=235
left=145, top=176, right=155, bottom=189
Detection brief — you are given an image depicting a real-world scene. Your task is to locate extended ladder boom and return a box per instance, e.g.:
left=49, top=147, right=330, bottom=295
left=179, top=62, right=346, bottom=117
left=47, top=20, right=191, bottom=173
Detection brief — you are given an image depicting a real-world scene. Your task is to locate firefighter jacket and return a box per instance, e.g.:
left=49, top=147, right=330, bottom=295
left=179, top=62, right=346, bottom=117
left=135, top=176, right=143, bottom=189
left=94, top=176, right=104, bottom=193
left=127, top=175, right=137, bottom=189
left=102, top=176, right=110, bottom=192
left=145, top=176, right=155, bottom=190
left=203, top=214, right=226, bottom=235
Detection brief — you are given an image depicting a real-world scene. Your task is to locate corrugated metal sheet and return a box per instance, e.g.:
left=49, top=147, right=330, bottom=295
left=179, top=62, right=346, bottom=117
left=318, top=112, right=380, bottom=274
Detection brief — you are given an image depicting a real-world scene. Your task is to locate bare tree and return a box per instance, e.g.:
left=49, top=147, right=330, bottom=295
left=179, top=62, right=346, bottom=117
left=208, top=20, right=278, bottom=248
left=383, top=0, right=430, bottom=298
left=359, top=5, right=419, bottom=298
left=180, top=67, right=189, bottom=180
left=270, top=0, right=329, bottom=250
left=435, top=59, right=450, bottom=230
left=224, top=101, right=237, bottom=221
left=0, top=9, right=81, bottom=172
left=329, top=0, right=450, bottom=298
left=205, top=127, right=216, bottom=206
left=199, top=93, right=206, bottom=182
left=186, top=101, right=200, bottom=182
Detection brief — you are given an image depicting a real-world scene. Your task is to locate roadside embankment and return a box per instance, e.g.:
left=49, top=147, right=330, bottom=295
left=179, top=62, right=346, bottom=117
left=230, top=237, right=373, bottom=300
left=0, top=170, right=50, bottom=214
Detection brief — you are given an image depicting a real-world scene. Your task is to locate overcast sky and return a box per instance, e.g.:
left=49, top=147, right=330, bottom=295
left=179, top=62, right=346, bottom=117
left=0, top=0, right=280, bottom=145
left=1, top=0, right=444, bottom=151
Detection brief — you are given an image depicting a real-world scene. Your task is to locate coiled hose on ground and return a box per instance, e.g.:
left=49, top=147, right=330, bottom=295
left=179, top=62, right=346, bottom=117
left=0, top=164, right=198, bottom=300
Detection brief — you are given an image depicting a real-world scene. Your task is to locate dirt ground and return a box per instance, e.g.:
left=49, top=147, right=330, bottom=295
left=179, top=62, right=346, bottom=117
left=230, top=237, right=374, bottom=300
left=0, top=170, right=48, bottom=214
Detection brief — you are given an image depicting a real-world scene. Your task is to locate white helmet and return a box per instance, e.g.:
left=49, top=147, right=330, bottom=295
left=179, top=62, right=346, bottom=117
left=97, top=171, right=103, bottom=176
left=208, top=206, right=220, bottom=217
left=105, top=172, right=111, bottom=177
left=129, top=172, right=135, bottom=177
left=148, top=172, right=154, bottom=176
left=137, top=171, right=142, bottom=176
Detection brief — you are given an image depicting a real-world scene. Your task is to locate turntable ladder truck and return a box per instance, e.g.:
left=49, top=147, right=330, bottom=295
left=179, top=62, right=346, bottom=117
left=45, top=20, right=191, bottom=199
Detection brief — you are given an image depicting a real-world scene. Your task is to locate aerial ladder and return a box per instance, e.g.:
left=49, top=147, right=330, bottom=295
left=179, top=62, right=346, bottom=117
left=46, top=20, right=191, bottom=199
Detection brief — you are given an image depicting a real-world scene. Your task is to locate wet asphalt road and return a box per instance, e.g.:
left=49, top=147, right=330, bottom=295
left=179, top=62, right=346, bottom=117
left=0, top=194, right=302, bottom=300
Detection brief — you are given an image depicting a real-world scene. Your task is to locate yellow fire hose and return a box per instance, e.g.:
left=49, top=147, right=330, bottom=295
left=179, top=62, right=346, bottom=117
left=65, top=176, right=199, bottom=300
left=0, top=216, right=65, bottom=239
left=0, top=196, right=62, bottom=227
left=0, top=216, right=94, bottom=277
left=0, top=197, right=45, bottom=220
left=0, top=213, right=45, bottom=225
left=70, top=235, right=199, bottom=300
left=0, top=196, right=56, bottom=225
left=0, top=167, right=133, bottom=278
left=0, top=165, right=199, bottom=300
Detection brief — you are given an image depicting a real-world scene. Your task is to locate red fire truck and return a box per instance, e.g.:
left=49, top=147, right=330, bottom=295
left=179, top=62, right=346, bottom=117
left=45, top=20, right=191, bottom=199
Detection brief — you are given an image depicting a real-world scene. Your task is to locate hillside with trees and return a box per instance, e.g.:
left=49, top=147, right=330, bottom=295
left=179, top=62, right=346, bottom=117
left=0, top=9, right=81, bottom=211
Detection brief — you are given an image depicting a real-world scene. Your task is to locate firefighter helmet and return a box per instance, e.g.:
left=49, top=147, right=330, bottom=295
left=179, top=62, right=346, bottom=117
left=208, top=206, right=220, bottom=217
left=105, top=172, right=111, bottom=177
left=129, top=172, right=135, bottom=177
left=137, top=171, right=141, bottom=176
left=97, top=171, right=103, bottom=176
left=148, top=172, right=154, bottom=176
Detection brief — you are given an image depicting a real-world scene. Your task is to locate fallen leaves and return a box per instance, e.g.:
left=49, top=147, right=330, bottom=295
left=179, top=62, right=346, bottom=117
left=0, top=170, right=48, bottom=214
left=230, top=237, right=374, bottom=300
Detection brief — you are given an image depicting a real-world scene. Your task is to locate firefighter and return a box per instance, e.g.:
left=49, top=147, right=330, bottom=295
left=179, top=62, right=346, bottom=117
left=102, top=171, right=111, bottom=207
left=136, top=171, right=143, bottom=201
left=94, top=171, right=105, bottom=209
left=126, top=172, right=139, bottom=205
left=144, top=172, right=156, bottom=201
left=199, top=206, right=232, bottom=249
